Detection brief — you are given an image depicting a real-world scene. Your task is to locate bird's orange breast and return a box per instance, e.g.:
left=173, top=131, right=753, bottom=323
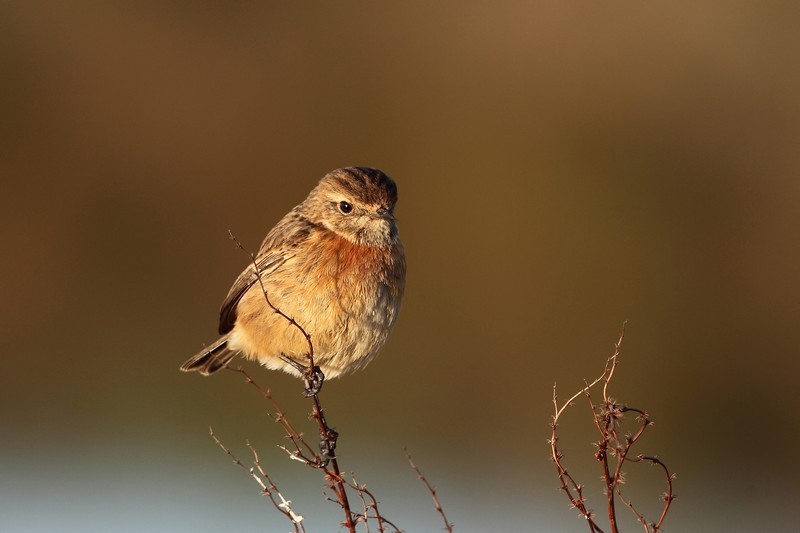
left=231, top=228, right=405, bottom=377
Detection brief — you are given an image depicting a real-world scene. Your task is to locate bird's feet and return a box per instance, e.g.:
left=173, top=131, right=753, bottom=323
left=280, top=355, right=325, bottom=396
left=303, top=366, right=325, bottom=397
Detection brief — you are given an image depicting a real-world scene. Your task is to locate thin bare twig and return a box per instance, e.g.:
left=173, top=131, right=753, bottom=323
left=228, top=231, right=356, bottom=532
left=352, top=474, right=374, bottom=533
left=602, top=323, right=626, bottom=402
left=224, top=365, right=360, bottom=531
left=550, top=325, right=675, bottom=533
left=348, top=473, right=403, bottom=533
left=633, top=455, right=675, bottom=532
left=551, top=365, right=612, bottom=532
left=406, top=450, right=453, bottom=533
left=226, top=366, right=318, bottom=463
left=228, top=230, right=315, bottom=360
left=247, top=441, right=307, bottom=530
left=209, top=428, right=306, bottom=533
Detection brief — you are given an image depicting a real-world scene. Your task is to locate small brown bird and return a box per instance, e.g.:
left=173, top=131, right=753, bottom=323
left=180, top=167, right=406, bottom=386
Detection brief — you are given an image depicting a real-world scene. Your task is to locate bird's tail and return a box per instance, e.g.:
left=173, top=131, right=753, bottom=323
left=180, top=335, right=237, bottom=375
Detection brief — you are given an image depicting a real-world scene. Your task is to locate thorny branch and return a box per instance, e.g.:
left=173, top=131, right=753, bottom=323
left=221, top=367, right=404, bottom=532
left=207, top=233, right=449, bottom=531
left=407, top=450, right=454, bottom=533
left=549, top=324, right=675, bottom=533
left=227, top=231, right=356, bottom=532
left=210, top=428, right=306, bottom=533
left=350, top=473, right=403, bottom=533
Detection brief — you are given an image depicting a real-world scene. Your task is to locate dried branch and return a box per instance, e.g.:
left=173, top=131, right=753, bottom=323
left=228, top=231, right=356, bottom=531
left=550, top=325, right=675, bottom=532
left=349, top=473, right=403, bottom=533
left=219, top=367, right=405, bottom=531
left=224, top=365, right=361, bottom=530
left=629, top=455, right=676, bottom=532
left=208, top=232, right=447, bottom=532
left=246, top=441, right=307, bottom=528
left=210, top=428, right=305, bottom=533
left=352, top=474, right=374, bottom=533
left=406, top=450, right=453, bottom=533
left=228, top=230, right=315, bottom=361
left=226, top=366, right=318, bottom=463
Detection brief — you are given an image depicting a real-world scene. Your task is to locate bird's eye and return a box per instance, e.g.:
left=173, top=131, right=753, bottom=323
left=338, top=201, right=353, bottom=214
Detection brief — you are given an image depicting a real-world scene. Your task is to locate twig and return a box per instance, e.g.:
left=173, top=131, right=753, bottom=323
left=226, top=366, right=318, bottom=463
left=602, top=324, right=625, bottom=402
left=228, top=230, right=315, bottom=362
left=406, top=450, right=453, bottom=532
left=209, top=428, right=305, bottom=533
left=349, top=473, right=403, bottom=533
left=352, top=473, right=373, bottom=533
left=631, top=455, right=675, bottom=532
left=225, top=365, right=358, bottom=531
left=247, top=441, right=307, bottom=530
left=550, top=325, right=675, bottom=532
left=228, top=231, right=356, bottom=532
left=550, top=374, right=610, bottom=532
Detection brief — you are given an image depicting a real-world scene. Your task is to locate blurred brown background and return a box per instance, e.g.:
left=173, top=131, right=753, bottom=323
left=2, top=2, right=799, bottom=531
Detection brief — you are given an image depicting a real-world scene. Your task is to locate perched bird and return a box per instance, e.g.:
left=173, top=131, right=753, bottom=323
left=180, top=167, right=406, bottom=388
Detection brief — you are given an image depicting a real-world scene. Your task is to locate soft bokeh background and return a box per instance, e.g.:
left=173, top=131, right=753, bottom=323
left=2, top=2, right=799, bottom=531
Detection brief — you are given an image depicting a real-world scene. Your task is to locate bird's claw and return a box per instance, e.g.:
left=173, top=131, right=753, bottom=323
left=280, top=355, right=325, bottom=396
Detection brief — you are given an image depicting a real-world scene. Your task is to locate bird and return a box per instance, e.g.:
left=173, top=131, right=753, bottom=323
left=180, top=167, right=406, bottom=391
